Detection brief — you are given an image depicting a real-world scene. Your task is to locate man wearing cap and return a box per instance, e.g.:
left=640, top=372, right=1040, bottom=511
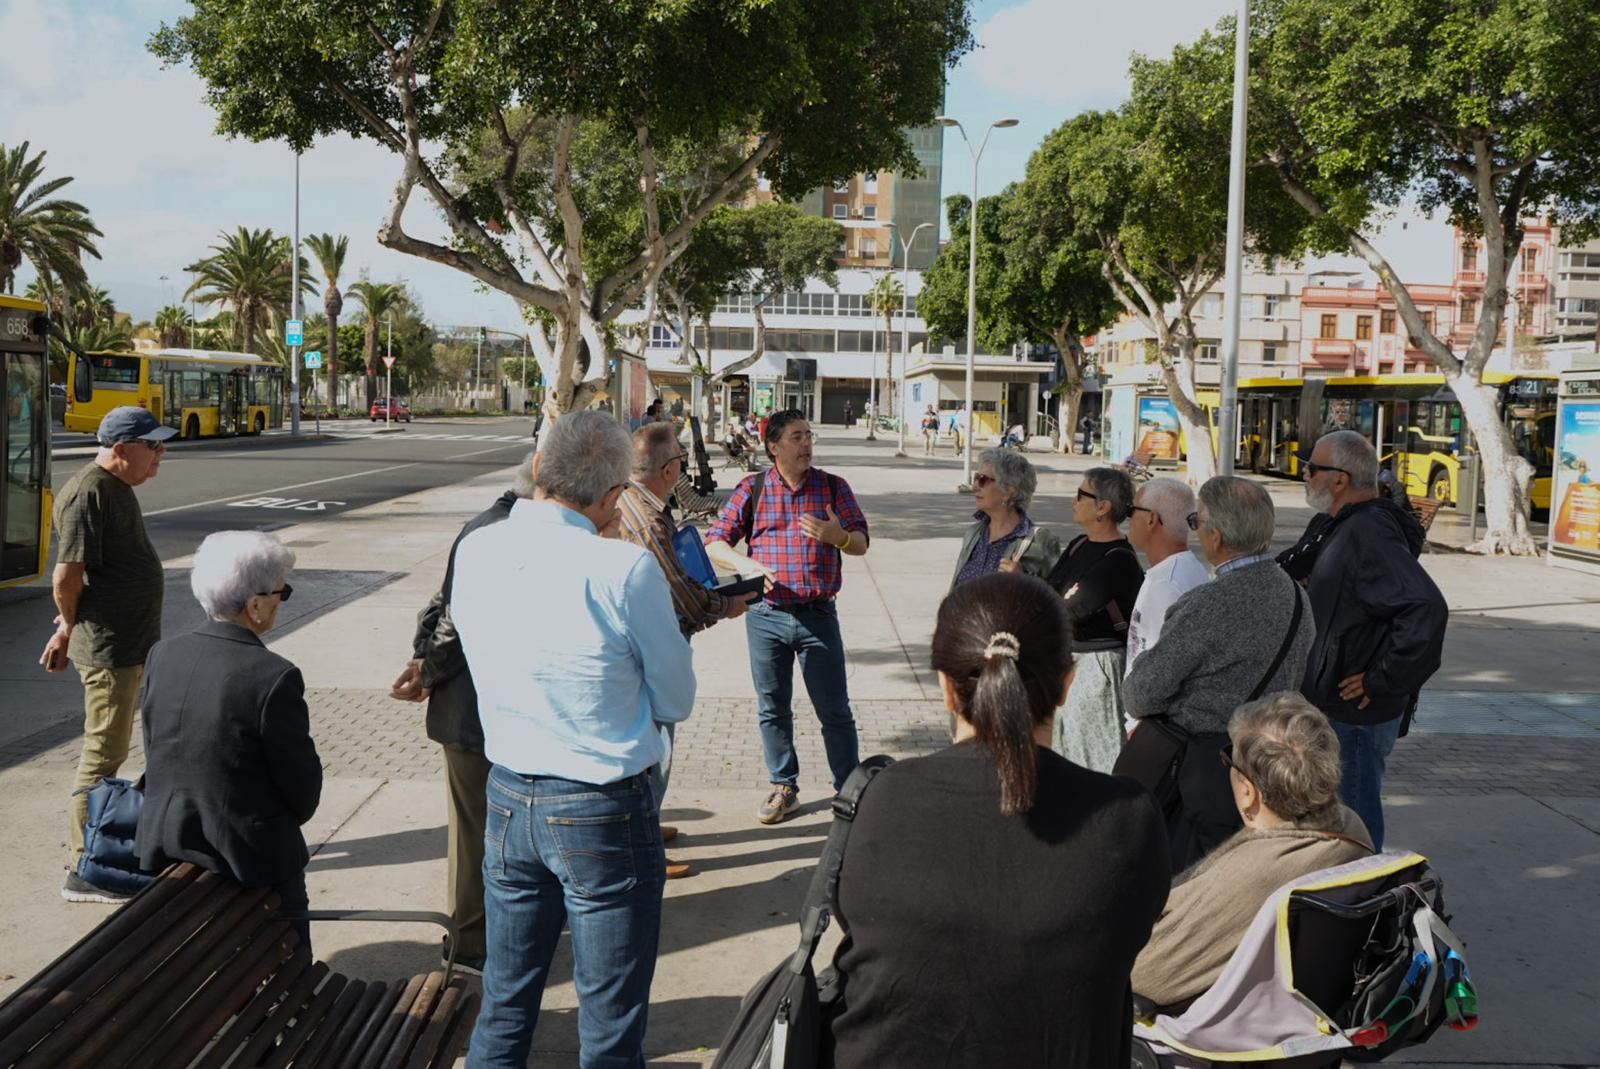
left=39, top=406, right=177, bottom=903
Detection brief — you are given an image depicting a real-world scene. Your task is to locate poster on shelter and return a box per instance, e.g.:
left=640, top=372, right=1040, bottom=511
left=1552, top=398, right=1600, bottom=556
left=1136, top=395, right=1182, bottom=460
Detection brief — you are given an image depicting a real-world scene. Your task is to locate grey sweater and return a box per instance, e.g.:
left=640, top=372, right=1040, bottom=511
left=1123, top=559, right=1315, bottom=734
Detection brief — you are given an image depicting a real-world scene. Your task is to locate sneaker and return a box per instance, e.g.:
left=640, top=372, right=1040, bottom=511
left=441, top=935, right=485, bottom=978
left=757, top=784, right=799, bottom=825
left=62, top=872, right=131, bottom=905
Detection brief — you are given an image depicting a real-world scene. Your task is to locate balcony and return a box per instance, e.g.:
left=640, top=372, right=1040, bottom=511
left=1306, top=338, right=1360, bottom=371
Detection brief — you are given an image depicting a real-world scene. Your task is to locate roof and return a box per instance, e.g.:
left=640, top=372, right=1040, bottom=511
left=151, top=348, right=269, bottom=365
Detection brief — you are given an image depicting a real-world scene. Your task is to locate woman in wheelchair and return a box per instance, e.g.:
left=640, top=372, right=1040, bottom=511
left=1131, top=693, right=1373, bottom=1012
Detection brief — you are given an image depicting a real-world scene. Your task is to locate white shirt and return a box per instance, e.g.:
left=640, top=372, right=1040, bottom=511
left=451, top=498, right=697, bottom=783
left=1124, top=548, right=1210, bottom=675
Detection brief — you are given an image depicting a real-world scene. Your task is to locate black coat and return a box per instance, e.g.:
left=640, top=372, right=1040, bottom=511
left=135, top=621, right=323, bottom=887
left=1302, top=497, right=1447, bottom=725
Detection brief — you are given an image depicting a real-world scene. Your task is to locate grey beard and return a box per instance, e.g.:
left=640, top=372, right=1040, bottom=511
left=1305, top=483, right=1335, bottom=514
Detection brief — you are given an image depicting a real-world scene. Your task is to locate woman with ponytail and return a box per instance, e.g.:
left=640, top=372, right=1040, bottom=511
left=825, top=573, right=1172, bottom=1068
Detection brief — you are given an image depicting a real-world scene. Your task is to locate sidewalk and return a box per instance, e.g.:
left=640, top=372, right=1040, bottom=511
left=2, top=431, right=1596, bottom=1066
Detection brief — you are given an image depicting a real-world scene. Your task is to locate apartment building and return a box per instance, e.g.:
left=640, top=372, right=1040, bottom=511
left=1452, top=222, right=1554, bottom=345
left=1553, top=235, right=1600, bottom=339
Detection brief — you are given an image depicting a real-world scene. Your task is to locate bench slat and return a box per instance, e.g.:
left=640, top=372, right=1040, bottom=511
left=187, top=950, right=317, bottom=1069
left=352, top=973, right=428, bottom=1069
left=378, top=971, right=445, bottom=1069
left=403, top=986, right=480, bottom=1069
left=282, top=977, right=369, bottom=1069
left=254, top=967, right=347, bottom=1069
left=326, top=979, right=406, bottom=1069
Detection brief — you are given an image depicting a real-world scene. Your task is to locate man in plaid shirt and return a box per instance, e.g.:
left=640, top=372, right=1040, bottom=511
left=706, top=409, right=870, bottom=824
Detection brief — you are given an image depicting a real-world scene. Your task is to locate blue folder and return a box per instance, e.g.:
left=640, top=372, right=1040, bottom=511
left=672, top=525, right=765, bottom=600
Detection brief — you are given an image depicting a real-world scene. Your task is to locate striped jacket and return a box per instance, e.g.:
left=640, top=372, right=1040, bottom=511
left=617, top=481, right=729, bottom=636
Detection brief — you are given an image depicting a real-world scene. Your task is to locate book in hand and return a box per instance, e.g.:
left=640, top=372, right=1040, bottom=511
left=672, top=525, right=765, bottom=601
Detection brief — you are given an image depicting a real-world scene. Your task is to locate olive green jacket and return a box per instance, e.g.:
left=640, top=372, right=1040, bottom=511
left=949, top=518, right=1066, bottom=592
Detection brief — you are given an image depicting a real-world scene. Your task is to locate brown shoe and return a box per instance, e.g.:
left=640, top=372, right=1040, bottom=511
left=660, top=825, right=679, bottom=843
left=665, top=858, right=694, bottom=879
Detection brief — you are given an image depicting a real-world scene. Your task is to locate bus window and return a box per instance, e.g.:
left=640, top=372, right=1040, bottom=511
left=3, top=351, right=47, bottom=581
left=90, top=354, right=141, bottom=391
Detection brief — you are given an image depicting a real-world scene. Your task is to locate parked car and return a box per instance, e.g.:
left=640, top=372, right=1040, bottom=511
left=370, top=396, right=412, bottom=422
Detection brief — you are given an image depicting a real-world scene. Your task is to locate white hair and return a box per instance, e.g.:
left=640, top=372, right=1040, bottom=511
left=190, top=531, right=295, bottom=622
left=1198, top=476, right=1276, bottom=555
left=1319, top=430, right=1380, bottom=491
left=1138, top=477, right=1195, bottom=537
left=536, top=410, right=632, bottom=505
left=513, top=451, right=537, bottom=498
left=977, top=447, right=1038, bottom=511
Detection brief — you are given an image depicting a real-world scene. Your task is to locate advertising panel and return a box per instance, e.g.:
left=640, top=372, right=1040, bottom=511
left=1136, top=395, right=1182, bottom=460
left=1551, top=382, right=1600, bottom=559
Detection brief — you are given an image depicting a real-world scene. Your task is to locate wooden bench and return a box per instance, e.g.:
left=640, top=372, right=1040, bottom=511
left=0, top=864, right=478, bottom=1069
left=1408, top=494, right=1442, bottom=542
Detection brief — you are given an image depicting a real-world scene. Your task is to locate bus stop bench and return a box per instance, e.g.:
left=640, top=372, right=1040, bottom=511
left=1408, top=495, right=1443, bottom=537
left=0, top=863, right=478, bottom=1069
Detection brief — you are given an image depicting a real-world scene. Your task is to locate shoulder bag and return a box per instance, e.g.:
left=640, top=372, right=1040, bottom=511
left=711, top=755, right=894, bottom=1069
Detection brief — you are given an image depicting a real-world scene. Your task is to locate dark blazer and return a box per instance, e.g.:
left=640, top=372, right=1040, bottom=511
left=135, top=621, right=323, bottom=887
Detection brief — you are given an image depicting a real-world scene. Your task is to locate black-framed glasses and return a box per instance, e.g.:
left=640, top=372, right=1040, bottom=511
left=661, top=453, right=686, bottom=471
left=1186, top=511, right=1201, bottom=530
left=973, top=473, right=995, bottom=488
left=1076, top=488, right=1098, bottom=502
left=1304, top=461, right=1351, bottom=479
left=1219, top=742, right=1240, bottom=774
left=1130, top=504, right=1160, bottom=523
left=256, top=583, right=293, bottom=603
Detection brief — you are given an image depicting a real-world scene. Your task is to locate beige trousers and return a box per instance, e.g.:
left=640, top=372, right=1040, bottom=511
left=443, top=744, right=491, bottom=959
left=70, top=664, right=143, bottom=865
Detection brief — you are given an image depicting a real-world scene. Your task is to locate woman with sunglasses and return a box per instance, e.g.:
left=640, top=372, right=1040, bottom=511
left=1041, top=467, right=1144, bottom=772
left=1130, top=693, right=1372, bottom=1011
left=135, top=530, right=323, bottom=950
left=952, top=448, right=1064, bottom=589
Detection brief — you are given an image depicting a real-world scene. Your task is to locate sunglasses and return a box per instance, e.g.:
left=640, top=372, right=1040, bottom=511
left=973, top=473, right=995, bottom=488
left=255, top=583, right=293, bottom=603
left=1304, top=461, right=1351, bottom=479
left=1076, top=488, right=1098, bottom=502
left=1186, top=512, right=1201, bottom=531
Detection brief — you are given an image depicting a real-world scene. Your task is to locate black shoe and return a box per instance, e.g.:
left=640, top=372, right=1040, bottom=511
left=441, top=935, right=485, bottom=978
left=62, top=872, right=131, bottom=905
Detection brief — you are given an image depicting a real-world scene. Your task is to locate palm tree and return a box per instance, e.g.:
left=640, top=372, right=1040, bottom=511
left=153, top=305, right=193, bottom=348
left=304, top=233, right=349, bottom=413
left=185, top=227, right=310, bottom=355
left=867, top=274, right=905, bottom=431
left=346, top=279, right=406, bottom=409
left=22, top=277, right=67, bottom=322
left=47, top=319, right=134, bottom=380
left=71, top=285, right=115, bottom=329
left=0, top=141, right=102, bottom=295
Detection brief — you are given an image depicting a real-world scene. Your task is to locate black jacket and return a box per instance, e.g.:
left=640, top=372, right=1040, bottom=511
left=135, top=621, right=323, bottom=887
left=1302, top=497, right=1447, bottom=725
left=411, top=491, right=518, bottom=752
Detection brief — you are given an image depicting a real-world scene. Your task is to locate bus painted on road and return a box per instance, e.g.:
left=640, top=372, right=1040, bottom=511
left=1, top=295, right=53, bottom=588
left=64, top=348, right=284, bottom=440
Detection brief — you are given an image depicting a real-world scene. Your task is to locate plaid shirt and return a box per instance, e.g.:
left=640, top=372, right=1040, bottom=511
left=706, top=466, right=869, bottom=605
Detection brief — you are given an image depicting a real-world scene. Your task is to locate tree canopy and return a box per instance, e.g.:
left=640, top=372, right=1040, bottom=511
left=0, top=141, right=102, bottom=296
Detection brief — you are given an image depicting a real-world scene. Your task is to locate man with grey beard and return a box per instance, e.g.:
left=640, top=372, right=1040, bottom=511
left=1299, top=430, right=1447, bottom=850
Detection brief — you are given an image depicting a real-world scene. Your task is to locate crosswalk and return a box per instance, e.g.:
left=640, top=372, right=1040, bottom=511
left=327, top=429, right=534, bottom=444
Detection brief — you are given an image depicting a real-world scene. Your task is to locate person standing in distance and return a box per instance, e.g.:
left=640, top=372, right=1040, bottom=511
left=705, top=409, right=870, bottom=824
left=1123, top=477, right=1209, bottom=674
left=1301, top=430, right=1447, bottom=850
left=40, top=406, right=178, bottom=904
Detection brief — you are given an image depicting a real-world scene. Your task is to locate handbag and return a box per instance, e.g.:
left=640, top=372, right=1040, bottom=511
left=77, top=776, right=155, bottom=896
left=711, top=755, right=894, bottom=1069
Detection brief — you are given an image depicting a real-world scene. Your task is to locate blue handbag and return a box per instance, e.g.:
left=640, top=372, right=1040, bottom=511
left=77, top=776, right=155, bottom=895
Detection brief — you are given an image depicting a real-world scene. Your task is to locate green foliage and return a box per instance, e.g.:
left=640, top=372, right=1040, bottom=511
left=669, top=201, right=842, bottom=322
left=0, top=141, right=102, bottom=296
left=186, top=227, right=313, bottom=354
left=154, top=305, right=193, bottom=348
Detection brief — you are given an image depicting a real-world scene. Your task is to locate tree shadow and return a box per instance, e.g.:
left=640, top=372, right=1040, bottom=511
left=306, top=825, right=446, bottom=872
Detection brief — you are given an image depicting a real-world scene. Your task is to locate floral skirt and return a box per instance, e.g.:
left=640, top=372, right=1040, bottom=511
left=1052, top=647, right=1127, bottom=774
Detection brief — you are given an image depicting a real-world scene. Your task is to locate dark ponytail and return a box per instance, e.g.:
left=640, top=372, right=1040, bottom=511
left=932, top=573, right=1074, bottom=815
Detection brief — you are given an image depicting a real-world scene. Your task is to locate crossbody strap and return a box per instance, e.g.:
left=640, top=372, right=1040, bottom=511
left=786, top=754, right=894, bottom=974
left=1247, top=586, right=1306, bottom=701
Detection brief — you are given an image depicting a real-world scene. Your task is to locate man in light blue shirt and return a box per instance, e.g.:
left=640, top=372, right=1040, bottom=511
left=453, top=411, right=694, bottom=1069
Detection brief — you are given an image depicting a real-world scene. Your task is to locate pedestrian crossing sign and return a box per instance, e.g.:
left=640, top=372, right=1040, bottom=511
left=304, top=350, right=323, bottom=369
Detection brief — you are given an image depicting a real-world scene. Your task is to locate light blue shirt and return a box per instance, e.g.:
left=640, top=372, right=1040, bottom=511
left=451, top=498, right=697, bottom=784
left=1214, top=551, right=1274, bottom=578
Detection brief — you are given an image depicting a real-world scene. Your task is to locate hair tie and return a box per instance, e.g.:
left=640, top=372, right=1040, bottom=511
left=983, top=631, right=1021, bottom=661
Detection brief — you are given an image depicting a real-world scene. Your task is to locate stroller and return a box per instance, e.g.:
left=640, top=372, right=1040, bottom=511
left=1132, top=851, right=1477, bottom=1068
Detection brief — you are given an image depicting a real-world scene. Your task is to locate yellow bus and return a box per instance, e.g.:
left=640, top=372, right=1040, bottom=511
left=64, top=348, right=285, bottom=440
left=1, top=295, right=54, bottom=588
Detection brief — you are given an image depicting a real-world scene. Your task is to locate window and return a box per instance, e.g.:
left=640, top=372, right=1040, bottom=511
left=837, top=294, right=869, bottom=316
left=861, top=237, right=877, bottom=258
left=833, top=179, right=849, bottom=193
left=862, top=205, right=877, bottom=221
left=1320, top=314, right=1337, bottom=339
left=1202, top=294, right=1222, bottom=319
left=1419, top=310, right=1434, bottom=333
left=832, top=204, right=847, bottom=219
left=837, top=330, right=879, bottom=352
left=1461, top=245, right=1477, bottom=271
left=1459, top=297, right=1475, bottom=324
left=1198, top=341, right=1219, bottom=362
left=1356, top=315, right=1373, bottom=340
left=1262, top=342, right=1281, bottom=363
left=1380, top=309, right=1396, bottom=333
left=1263, top=294, right=1282, bottom=319
left=1524, top=248, right=1539, bottom=272
left=89, top=354, right=141, bottom=388
left=864, top=172, right=879, bottom=193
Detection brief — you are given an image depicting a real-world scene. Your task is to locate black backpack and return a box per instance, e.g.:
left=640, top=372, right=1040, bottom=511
left=710, top=755, right=894, bottom=1069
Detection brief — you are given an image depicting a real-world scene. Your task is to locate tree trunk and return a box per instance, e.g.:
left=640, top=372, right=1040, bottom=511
left=325, top=300, right=340, bottom=416
left=1164, top=337, right=1216, bottom=484
left=883, top=312, right=896, bottom=429
left=1451, top=373, right=1536, bottom=554
left=1052, top=328, right=1087, bottom=453
left=364, top=322, right=379, bottom=410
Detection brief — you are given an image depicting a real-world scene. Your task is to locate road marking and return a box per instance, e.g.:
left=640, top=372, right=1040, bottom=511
left=141, top=441, right=527, bottom=517
left=227, top=497, right=348, bottom=512
left=327, top=431, right=531, bottom=444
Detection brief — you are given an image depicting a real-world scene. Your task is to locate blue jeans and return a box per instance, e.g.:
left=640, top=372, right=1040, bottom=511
left=745, top=600, right=860, bottom=790
left=468, top=766, right=666, bottom=1069
left=1331, top=717, right=1403, bottom=850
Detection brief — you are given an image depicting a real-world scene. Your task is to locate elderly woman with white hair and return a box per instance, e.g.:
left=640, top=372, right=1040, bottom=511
left=951, top=447, right=1064, bottom=589
left=135, top=530, right=322, bottom=950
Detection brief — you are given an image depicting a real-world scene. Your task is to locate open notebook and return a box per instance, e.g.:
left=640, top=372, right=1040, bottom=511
left=671, top=524, right=766, bottom=600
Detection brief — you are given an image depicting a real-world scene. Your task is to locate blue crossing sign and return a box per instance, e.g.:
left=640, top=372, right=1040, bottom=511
left=286, top=319, right=304, bottom=346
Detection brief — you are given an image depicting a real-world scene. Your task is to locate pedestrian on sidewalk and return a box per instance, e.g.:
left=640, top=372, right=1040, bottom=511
left=951, top=405, right=968, bottom=455
left=1043, top=466, right=1144, bottom=774
left=452, top=412, right=694, bottom=1069
left=956, top=448, right=1063, bottom=588
left=826, top=572, right=1170, bottom=1068
left=921, top=405, right=940, bottom=455
left=844, top=399, right=854, bottom=428
left=390, top=453, right=536, bottom=975
left=135, top=531, right=322, bottom=946
left=1123, top=477, right=1208, bottom=673
left=1123, top=477, right=1315, bottom=869
left=39, top=406, right=177, bottom=903
left=1301, top=431, right=1447, bottom=850
left=1080, top=412, right=1095, bottom=455
left=617, top=423, right=759, bottom=875
left=705, top=409, right=871, bottom=825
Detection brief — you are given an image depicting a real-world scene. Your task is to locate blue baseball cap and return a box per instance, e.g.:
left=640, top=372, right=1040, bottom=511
left=97, top=406, right=179, bottom=445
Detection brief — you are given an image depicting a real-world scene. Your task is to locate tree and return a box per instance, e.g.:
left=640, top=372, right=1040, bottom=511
left=1241, top=0, right=1600, bottom=554
left=71, top=285, right=115, bottom=329
left=154, top=305, right=193, bottom=348
left=186, top=227, right=310, bottom=355
left=346, top=279, right=407, bottom=408
left=0, top=141, right=102, bottom=296
left=867, top=273, right=904, bottom=429
left=304, top=233, right=349, bottom=416
left=151, top=0, right=974, bottom=424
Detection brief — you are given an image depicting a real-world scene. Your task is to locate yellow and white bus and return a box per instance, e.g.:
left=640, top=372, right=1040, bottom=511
left=64, top=348, right=285, bottom=440
left=1, top=295, right=53, bottom=588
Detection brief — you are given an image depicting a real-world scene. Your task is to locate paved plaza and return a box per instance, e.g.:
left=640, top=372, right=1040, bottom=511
left=2, top=428, right=1597, bottom=1066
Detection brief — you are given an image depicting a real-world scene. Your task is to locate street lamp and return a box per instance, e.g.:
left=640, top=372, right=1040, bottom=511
left=384, top=312, right=393, bottom=427
left=885, top=220, right=935, bottom=457
left=936, top=115, right=1018, bottom=491
left=290, top=151, right=302, bottom=436
left=1217, top=0, right=1250, bottom=476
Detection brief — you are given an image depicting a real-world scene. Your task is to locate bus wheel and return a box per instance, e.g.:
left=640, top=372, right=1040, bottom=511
left=184, top=415, right=200, bottom=441
left=1428, top=468, right=1452, bottom=505
left=253, top=413, right=266, bottom=435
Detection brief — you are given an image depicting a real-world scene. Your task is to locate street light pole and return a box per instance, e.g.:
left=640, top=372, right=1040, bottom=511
left=385, top=312, right=393, bottom=427
left=475, top=327, right=485, bottom=411
left=887, top=220, right=934, bottom=457
left=936, top=115, right=1018, bottom=491
left=1217, top=0, right=1251, bottom=476
left=290, top=152, right=302, bottom=436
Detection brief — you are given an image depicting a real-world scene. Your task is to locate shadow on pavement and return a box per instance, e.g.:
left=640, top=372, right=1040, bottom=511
left=307, top=824, right=446, bottom=872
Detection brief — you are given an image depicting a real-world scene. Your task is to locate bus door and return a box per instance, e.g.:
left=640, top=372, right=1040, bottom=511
left=1, top=346, right=48, bottom=583
left=220, top=370, right=246, bottom=435
left=1378, top=399, right=1410, bottom=486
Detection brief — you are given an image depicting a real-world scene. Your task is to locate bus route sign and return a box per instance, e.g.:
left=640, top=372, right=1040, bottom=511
left=304, top=350, right=323, bottom=369
left=285, top=319, right=304, bottom=346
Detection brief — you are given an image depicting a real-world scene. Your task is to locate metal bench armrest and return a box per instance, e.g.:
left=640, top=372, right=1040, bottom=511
left=277, top=909, right=463, bottom=985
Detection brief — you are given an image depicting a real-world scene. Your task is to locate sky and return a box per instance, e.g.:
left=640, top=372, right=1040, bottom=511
left=0, top=0, right=1457, bottom=330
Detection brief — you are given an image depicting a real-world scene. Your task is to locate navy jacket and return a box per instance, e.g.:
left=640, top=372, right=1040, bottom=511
left=1302, top=497, right=1447, bottom=725
left=135, top=621, right=322, bottom=887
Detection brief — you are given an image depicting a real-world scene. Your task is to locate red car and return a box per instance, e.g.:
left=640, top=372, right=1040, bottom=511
left=370, top=396, right=412, bottom=422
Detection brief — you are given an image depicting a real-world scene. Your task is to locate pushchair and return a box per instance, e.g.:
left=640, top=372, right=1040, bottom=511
left=1132, top=851, right=1477, bottom=1068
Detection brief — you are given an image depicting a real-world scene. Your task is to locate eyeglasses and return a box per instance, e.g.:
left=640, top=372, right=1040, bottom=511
left=1219, top=742, right=1241, bottom=774
left=661, top=453, right=686, bottom=471
left=973, top=473, right=995, bottom=488
left=1130, top=504, right=1160, bottom=523
left=1076, top=488, right=1098, bottom=502
left=1186, top=512, right=1201, bottom=530
left=256, top=583, right=293, bottom=603
left=140, top=440, right=167, bottom=452
left=1304, top=461, right=1351, bottom=479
